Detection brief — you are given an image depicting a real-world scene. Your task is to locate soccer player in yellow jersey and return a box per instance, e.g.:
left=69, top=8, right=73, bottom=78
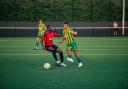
left=35, top=20, right=46, bottom=50
left=59, top=22, right=83, bottom=67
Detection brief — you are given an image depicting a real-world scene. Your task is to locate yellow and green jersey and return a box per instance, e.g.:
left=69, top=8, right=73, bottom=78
left=63, top=27, right=75, bottom=44
left=38, top=23, right=46, bottom=36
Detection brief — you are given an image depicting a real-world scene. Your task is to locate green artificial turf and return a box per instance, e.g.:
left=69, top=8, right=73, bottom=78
left=0, top=37, right=128, bottom=89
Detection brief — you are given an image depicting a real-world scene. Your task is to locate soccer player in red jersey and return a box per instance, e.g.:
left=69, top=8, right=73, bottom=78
left=42, top=25, right=66, bottom=67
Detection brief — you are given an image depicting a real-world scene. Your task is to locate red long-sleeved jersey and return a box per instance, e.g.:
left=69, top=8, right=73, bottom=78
left=42, top=31, right=58, bottom=46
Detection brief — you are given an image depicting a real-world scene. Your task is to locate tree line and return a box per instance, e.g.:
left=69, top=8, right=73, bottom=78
left=0, top=0, right=127, bottom=22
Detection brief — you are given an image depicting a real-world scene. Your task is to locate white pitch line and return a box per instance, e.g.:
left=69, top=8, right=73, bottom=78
left=0, top=26, right=128, bottom=29
left=0, top=46, right=128, bottom=47
left=111, top=39, right=128, bottom=40
left=0, top=49, right=128, bottom=51
left=0, top=40, right=8, bottom=42
left=0, top=54, right=128, bottom=56
left=76, top=46, right=128, bottom=47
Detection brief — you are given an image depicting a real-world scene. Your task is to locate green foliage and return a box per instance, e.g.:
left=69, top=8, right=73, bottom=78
left=0, top=0, right=126, bottom=22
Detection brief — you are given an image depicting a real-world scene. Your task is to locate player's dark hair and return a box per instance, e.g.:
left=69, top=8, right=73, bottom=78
left=47, top=25, right=51, bottom=28
left=64, top=22, right=70, bottom=25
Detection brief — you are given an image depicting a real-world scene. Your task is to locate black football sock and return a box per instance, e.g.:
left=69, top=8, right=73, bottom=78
left=51, top=50, right=58, bottom=61
left=60, top=52, right=64, bottom=63
left=68, top=54, right=72, bottom=58
left=77, top=57, right=81, bottom=63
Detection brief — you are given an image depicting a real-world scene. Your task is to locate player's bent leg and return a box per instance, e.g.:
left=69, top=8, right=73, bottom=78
left=51, top=50, right=58, bottom=61
left=46, top=46, right=58, bottom=62
left=66, top=47, right=71, bottom=55
left=56, top=48, right=67, bottom=67
left=35, top=38, right=41, bottom=50
left=66, top=47, right=74, bottom=63
left=56, top=48, right=64, bottom=63
left=56, top=47, right=63, bottom=54
left=50, top=48, right=58, bottom=62
left=73, top=50, right=80, bottom=62
left=73, top=50, right=83, bottom=67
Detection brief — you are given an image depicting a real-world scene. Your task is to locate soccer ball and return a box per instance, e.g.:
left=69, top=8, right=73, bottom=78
left=43, top=63, right=51, bottom=69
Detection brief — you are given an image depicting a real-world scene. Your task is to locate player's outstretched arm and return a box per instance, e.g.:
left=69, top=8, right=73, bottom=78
left=71, top=31, right=77, bottom=35
left=56, top=34, right=63, bottom=37
left=52, top=31, right=62, bottom=37
left=58, top=37, right=66, bottom=44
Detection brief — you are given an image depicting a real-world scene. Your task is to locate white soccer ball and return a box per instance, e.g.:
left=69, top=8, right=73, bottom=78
left=44, top=63, right=51, bottom=69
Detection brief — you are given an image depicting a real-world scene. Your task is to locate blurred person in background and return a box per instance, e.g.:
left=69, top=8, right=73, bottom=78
left=113, top=22, right=118, bottom=36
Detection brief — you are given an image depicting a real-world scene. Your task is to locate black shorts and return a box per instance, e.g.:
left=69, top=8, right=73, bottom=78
left=45, top=44, right=58, bottom=52
left=114, top=28, right=118, bottom=31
